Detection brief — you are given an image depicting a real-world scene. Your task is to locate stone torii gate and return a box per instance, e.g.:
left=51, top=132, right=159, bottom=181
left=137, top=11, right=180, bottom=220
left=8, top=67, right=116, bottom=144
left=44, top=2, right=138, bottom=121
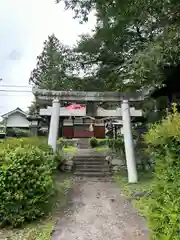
left=33, top=88, right=143, bottom=183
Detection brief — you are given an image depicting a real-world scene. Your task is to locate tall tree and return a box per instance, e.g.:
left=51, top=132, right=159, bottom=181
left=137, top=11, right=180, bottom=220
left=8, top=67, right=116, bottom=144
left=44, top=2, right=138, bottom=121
left=29, top=34, right=74, bottom=90
left=57, top=0, right=180, bottom=91
left=29, top=33, right=103, bottom=91
left=28, top=101, right=39, bottom=115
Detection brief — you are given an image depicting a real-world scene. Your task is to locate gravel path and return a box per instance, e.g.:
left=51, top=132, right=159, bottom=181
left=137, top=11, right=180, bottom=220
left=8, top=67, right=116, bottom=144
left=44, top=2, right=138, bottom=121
left=52, top=177, right=149, bottom=240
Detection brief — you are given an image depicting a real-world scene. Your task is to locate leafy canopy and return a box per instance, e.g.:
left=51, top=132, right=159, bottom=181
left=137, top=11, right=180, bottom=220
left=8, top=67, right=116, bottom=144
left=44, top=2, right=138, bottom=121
left=56, top=0, right=180, bottom=92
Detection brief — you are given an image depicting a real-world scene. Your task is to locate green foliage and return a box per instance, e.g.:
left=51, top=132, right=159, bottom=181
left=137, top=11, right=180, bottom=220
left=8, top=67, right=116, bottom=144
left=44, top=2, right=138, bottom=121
left=0, top=145, right=54, bottom=227
left=57, top=0, right=180, bottom=96
left=143, top=105, right=180, bottom=239
left=108, top=137, right=124, bottom=153
left=28, top=101, right=40, bottom=115
left=124, top=25, right=180, bottom=90
left=29, top=34, right=72, bottom=90
left=1, top=174, right=72, bottom=240
left=6, top=128, right=31, bottom=138
left=96, top=138, right=107, bottom=147
left=3, top=137, right=48, bottom=148
left=1, top=137, right=59, bottom=170
left=29, top=34, right=95, bottom=93
left=57, top=138, right=77, bottom=148
left=89, top=137, right=98, bottom=148
left=115, top=172, right=154, bottom=219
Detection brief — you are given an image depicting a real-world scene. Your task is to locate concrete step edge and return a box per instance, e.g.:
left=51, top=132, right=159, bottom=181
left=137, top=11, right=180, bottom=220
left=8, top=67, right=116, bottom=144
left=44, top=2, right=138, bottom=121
left=75, top=169, right=110, bottom=172
left=74, top=172, right=111, bottom=175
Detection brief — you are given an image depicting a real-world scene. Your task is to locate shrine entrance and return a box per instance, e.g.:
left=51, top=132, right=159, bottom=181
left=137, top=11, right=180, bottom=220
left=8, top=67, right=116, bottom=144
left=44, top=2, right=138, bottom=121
left=73, top=119, right=94, bottom=138
left=33, top=88, right=143, bottom=183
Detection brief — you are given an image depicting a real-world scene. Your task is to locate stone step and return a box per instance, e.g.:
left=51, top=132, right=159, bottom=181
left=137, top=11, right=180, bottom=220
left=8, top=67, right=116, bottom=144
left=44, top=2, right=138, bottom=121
left=74, top=176, right=113, bottom=182
left=78, top=145, right=89, bottom=147
left=78, top=147, right=89, bottom=149
left=75, top=157, right=105, bottom=161
left=75, top=156, right=105, bottom=160
left=75, top=164, right=109, bottom=169
left=75, top=160, right=106, bottom=165
left=78, top=143, right=89, bottom=145
left=74, top=171, right=111, bottom=177
left=75, top=167, right=110, bottom=172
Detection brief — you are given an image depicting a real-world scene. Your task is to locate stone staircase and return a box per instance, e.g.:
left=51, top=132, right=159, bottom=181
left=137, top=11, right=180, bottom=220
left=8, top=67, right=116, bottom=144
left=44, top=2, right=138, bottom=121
left=74, top=149, right=111, bottom=177
left=77, top=138, right=90, bottom=149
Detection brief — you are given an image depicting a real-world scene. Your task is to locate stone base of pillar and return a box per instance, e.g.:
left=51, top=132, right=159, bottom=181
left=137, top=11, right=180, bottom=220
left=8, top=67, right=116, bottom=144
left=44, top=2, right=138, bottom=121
left=30, top=126, right=38, bottom=136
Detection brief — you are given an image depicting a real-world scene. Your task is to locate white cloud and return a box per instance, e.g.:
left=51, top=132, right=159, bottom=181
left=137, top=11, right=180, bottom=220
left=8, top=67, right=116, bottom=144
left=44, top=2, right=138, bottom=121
left=0, top=0, right=96, bottom=116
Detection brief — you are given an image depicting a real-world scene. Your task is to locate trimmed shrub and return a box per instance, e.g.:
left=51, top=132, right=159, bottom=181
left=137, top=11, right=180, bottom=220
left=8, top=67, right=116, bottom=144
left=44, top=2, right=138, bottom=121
left=0, top=145, right=54, bottom=227
left=6, top=128, right=31, bottom=138
left=144, top=104, right=180, bottom=239
left=1, top=137, right=58, bottom=171
left=89, top=137, right=98, bottom=148
left=97, top=138, right=107, bottom=147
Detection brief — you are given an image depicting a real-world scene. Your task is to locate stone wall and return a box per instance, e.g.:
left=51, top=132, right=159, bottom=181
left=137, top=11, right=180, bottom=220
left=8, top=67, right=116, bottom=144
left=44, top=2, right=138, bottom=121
left=105, top=153, right=126, bottom=172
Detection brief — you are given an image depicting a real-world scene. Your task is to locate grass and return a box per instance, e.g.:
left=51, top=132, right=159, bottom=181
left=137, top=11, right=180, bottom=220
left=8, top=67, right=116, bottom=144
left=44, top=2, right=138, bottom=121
left=95, top=146, right=107, bottom=151
left=63, top=146, right=78, bottom=152
left=115, top=170, right=154, bottom=218
left=63, top=146, right=78, bottom=160
left=1, top=173, right=72, bottom=240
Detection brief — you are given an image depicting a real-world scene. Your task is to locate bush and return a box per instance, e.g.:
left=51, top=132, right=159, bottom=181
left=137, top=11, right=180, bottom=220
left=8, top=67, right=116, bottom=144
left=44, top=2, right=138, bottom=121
left=96, top=138, right=107, bottom=147
left=144, top=104, right=180, bottom=239
left=0, top=145, right=54, bottom=227
left=108, top=137, right=124, bottom=153
left=6, top=128, right=31, bottom=138
left=1, top=137, right=58, bottom=171
left=57, top=138, right=78, bottom=149
left=89, top=137, right=98, bottom=148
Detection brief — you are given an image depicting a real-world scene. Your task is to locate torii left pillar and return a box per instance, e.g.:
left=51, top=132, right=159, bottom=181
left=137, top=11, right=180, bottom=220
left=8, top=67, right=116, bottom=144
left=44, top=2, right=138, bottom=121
left=48, top=98, right=60, bottom=152
left=121, top=99, right=138, bottom=183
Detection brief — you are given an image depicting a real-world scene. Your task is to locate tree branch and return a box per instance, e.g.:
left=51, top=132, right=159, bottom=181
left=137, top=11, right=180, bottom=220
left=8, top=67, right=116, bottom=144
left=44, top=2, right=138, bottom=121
left=136, top=26, right=146, bottom=42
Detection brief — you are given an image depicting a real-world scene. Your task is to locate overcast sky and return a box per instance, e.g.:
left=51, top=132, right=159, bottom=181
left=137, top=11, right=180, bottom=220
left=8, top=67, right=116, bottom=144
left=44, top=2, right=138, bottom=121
left=0, top=0, right=95, bottom=116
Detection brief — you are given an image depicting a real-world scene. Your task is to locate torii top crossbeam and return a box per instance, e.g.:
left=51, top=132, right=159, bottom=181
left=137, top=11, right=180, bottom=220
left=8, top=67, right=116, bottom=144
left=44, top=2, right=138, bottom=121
left=32, top=87, right=143, bottom=102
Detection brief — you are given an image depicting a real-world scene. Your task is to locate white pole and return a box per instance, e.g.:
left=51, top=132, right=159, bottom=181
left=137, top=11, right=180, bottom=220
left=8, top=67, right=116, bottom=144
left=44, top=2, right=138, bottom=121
left=121, top=99, right=138, bottom=183
left=48, top=98, right=60, bottom=152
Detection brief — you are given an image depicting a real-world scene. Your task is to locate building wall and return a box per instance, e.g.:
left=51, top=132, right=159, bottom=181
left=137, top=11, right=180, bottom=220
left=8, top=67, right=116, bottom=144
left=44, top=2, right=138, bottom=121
left=73, top=125, right=94, bottom=138
left=63, top=126, right=74, bottom=138
left=5, top=113, right=30, bottom=128
left=94, top=125, right=105, bottom=138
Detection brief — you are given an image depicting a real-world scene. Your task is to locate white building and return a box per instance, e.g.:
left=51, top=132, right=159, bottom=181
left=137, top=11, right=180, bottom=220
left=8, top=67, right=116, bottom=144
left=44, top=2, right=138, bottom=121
left=1, top=108, right=30, bottom=129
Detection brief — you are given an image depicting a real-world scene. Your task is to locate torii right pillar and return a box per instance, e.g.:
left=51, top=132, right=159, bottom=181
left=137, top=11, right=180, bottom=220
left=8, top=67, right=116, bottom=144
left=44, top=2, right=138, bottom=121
left=121, top=99, right=138, bottom=183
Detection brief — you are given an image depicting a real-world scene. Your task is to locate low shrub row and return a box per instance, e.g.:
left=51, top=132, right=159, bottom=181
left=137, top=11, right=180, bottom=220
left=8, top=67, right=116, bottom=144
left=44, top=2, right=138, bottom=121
left=108, top=135, right=152, bottom=172
left=0, top=137, right=63, bottom=227
left=107, top=137, right=124, bottom=152
left=6, top=128, right=31, bottom=138
left=89, top=137, right=107, bottom=148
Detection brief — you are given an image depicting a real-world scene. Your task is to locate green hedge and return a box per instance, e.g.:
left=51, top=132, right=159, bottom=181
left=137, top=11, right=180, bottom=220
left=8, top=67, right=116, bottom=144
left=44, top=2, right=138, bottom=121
left=1, top=137, right=59, bottom=170
left=0, top=144, right=54, bottom=227
left=144, top=104, right=180, bottom=239
left=89, top=137, right=107, bottom=148
left=108, top=137, right=125, bottom=155
left=97, top=138, right=107, bottom=147
left=6, top=128, right=31, bottom=138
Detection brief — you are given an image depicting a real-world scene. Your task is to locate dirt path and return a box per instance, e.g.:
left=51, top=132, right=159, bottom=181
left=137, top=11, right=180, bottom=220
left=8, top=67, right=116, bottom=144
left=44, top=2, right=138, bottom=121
left=52, top=177, right=149, bottom=240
